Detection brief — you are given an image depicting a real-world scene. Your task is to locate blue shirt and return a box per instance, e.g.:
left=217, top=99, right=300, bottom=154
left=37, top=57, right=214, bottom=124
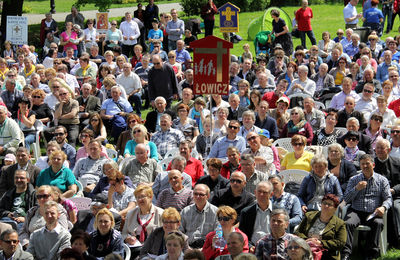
left=364, top=7, right=383, bottom=24
left=175, top=49, right=191, bottom=64
left=148, top=29, right=163, bottom=52
left=62, top=143, right=76, bottom=169
left=208, top=136, right=246, bottom=160
left=343, top=42, right=359, bottom=57
left=101, top=97, right=133, bottom=116
left=376, top=61, right=400, bottom=82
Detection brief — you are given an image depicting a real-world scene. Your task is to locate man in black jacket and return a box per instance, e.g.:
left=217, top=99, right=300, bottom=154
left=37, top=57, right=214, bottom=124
left=0, top=169, right=37, bottom=230
left=148, top=54, right=179, bottom=108
left=0, top=147, right=41, bottom=198
left=227, top=94, right=248, bottom=122
left=374, top=138, right=400, bottom=245
left=239, top=181, right=272, bottom=249
left=337, top=117, right=373, bottom=155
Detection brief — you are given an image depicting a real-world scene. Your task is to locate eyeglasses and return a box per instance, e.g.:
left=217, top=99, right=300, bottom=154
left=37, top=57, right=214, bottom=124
left=218, top=216, right=232, bottom=222
left=2, top=240, right=18, bottom=244
left=59, top=92, right=68, bottom=96
left=292, top=143, right=304, bottom=147
left=322, top=201, right=335, bottom=207
left=372, top=118, right=383, bottom=122
left=247, top=136, right=257, bottom=141
left=153, top=62, right=160, bottom=65
left=345, top=102, right=354, bottom=105
left=363, top=89, right=373, bottom=93
left=111, top=23, right=117, bottom=26
left=133, top=129, right=142, bottom=134
left=228, top=125, right=239, bottom=130
left=288, top=245, right=301, bottom=250
left=346, top=138, right=358, bottom=142
left=193, top=192, right=207, bottom=197
left=7, top=74, right=15, bottom=77
left=230, top=179, right=243, bottom=184
left=136, top=195, right=148, bottom=200
left=392, top=130, right=400, bottom=134
left=163, top=221, right=179, bottom=224
left=37, top=194, right=51, bottom=199
left=32, top=96, right=41, bottom=99
left=54, top=132, right=65, bottom=136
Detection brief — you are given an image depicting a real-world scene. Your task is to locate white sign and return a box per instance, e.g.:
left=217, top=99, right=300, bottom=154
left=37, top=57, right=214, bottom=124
left=6, top=16, right=28, bottom=45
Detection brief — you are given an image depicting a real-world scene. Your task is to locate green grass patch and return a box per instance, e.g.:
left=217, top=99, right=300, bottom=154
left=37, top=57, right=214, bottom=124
left=23, top=0, right=175, bottom=14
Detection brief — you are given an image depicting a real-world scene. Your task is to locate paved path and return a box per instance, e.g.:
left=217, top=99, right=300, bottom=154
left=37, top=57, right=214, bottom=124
left=23, top=2, right=181, bottom=24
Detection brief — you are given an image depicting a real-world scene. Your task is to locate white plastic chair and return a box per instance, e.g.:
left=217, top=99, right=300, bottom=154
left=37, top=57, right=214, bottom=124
left=335, top=127, right=348, bottom=136
left=278, top=169, right=309, bottom=184
left=123, top=243, right=131, bottom=260
left=69, top=197, right=92, bottom=211
left=158, top=157, right=174, bottom=171
left=314, top=101, right=325, bottom=110
left=31, top=120, right=45, bottom=161
left=288, top=93, right=312, bottom=100
left=163, top=148, right=179, bottom=159
left=339, top=204, right=388, bottom=256
left=272, top=138, right=294, bottom=153
left=107, top=148, right=118, bottom=159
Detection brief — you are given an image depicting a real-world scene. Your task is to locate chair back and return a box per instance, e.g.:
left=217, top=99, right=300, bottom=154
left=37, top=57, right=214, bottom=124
left=272, top=138, right=294, bottom=152
left=69, top=197, right=92, bottom=211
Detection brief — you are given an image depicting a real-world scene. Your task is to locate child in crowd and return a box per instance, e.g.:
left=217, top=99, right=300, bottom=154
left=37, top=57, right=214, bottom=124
left=242, top=43, right=253, bottom=62
left=3, top=41, right=14, bottom=61
left=184, top=29, right=197, bottom=52
left=148, top=18, right=163, bottom=52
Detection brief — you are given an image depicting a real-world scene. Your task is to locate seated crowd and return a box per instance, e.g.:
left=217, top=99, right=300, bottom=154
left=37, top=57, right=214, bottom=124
left=0, top=3, right=400, bottom=260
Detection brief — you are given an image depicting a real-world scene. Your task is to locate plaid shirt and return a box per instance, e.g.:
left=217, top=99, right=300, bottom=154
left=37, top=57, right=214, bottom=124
left=344, top=172, right=392, bottom=213
left=150, top=128, right=185, bottom=157
left=255, top=233, right=297, bottom=260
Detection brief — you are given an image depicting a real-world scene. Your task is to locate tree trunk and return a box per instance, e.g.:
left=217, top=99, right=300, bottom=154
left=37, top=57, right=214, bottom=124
left=1, top=0, right=24, bottom=42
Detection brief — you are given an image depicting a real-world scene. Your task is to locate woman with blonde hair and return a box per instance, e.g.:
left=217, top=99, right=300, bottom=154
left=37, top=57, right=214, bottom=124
left=140, top=207, right=189, bottom=258
left=114, top=55, right=127, bottom=76
left=89, top=208, right=124, bottom=258
left=124, top=124, right=159, bottom=160
left=101, top=50, right=116, bottom=71
left=122, top=184, right=164, bottom=258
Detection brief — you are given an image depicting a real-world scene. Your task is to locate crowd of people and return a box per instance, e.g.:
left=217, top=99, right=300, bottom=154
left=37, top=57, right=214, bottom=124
left=0, top=0, right=400, bottom=259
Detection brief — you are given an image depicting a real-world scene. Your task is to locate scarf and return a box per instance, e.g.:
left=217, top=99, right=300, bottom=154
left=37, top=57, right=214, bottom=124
left=0, top=68, right=9, bottom=81
left=287, top=119, right=306, bottom=134
left=81, top=64, right=91, bottom=76
left=308, top=172, right=328, bottom=211
left=345, top=146, right=359, bottom=161
left=24, top=65, right=35, bottom=77
left=137, top=212, right=154, bottom=242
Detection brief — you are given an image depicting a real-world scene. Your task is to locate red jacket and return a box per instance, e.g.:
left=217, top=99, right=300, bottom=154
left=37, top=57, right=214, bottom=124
left=220, top=161, right=241, bottom=179
left=167, top=157, right=204, bottom=187
left=295, top=7, right=313, bottom=31
left=202, top=228, right=249, bottom=260
left=201, top=2, right=218, bottom=21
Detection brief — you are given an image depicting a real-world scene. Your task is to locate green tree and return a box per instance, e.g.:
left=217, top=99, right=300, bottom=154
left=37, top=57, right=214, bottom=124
left=74, top=0, right=113, bottom=12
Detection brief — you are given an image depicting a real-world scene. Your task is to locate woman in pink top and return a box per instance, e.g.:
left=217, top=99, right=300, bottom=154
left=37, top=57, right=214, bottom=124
left=60, top=22, right=78, bottom=57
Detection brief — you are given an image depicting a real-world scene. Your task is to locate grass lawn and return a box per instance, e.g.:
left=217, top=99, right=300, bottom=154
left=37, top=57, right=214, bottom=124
left=200, top=3, right=400, bottom=58
left=23, top=0, right=173, bottom=14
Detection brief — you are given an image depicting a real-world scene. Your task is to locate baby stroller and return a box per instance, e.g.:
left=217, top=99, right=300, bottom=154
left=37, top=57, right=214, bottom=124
left=254, top=31, right=275, bottom=60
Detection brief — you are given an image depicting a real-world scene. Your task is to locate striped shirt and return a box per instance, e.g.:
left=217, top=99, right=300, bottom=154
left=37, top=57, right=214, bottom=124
left=344, top=172, right=392, bottom=213
left=150, top=128, right=185, bottom=158
left=156, top=187, right=193, bottom=212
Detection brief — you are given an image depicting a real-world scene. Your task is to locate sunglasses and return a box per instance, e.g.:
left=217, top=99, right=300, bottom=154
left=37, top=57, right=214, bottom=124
left=133, top=129, right=141, bottom=134
left=247, top=136, right=257, bottom=141
left=111, top=23, right=117, bottom=26
left=37, top=194, right=51, bottom=199
left=292, top=143, right=304, bottom=147
left=372, top=118, right=383, bottom=122
left=346, top=138, right=358, bottom=142
left=392, top=130, right=400, bottom=134
left=276, top=56, right=283, bottom=59
left=54, top=133, right=65, bottom=136
left=288, top=245, right=301, bottom=250
left=129, top=120, right=137, bottom=124
left=153, top=62, right=161, bottom=65
left=230, top=179, right=243, bottom=184
left=168, top=56, right=175, bottom=58
left=218, top=216, right=232, bottom=222
left=2, top=240, right=18, bottom=244
left=32, top=96, right=41, bottom=99
left=228, top=125, right=239, bottom=130
left=363, top=89, right=373, bottom=93
left=291, top=112, right=298, bottom=115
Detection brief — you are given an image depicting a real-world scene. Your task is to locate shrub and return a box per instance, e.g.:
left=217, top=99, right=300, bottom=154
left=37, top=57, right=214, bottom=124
left=180, top=0, right=204, bottom=16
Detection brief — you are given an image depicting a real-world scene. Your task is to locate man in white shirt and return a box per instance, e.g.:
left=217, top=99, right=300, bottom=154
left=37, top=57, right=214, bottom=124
left=116, top=63, right=142, bottom=116
left=354, top=83, right=377, bottom=120
left=343, top=0, right=362, bottom=29
left=330, top=77, right=360, bottom=110
left=390, top=125, right=400, bottom=160
left=120, top=12, right=141, bottom=57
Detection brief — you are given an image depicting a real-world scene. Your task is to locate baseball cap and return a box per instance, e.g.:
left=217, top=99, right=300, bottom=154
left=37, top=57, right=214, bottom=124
left=258, top=129, right=270, bottom=139
left=276, top=96, right=290, bottom=105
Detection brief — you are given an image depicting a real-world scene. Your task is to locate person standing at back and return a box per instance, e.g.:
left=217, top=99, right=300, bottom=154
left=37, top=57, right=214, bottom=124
left=295, top=0, right=316, bottom=49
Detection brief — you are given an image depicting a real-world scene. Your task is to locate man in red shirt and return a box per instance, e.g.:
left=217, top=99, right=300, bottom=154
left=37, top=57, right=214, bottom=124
left=295, top=0, right=317, bottom=48
left=167, top=140, right=204, bottom=187
left=262, top=79, right=289, bottom=109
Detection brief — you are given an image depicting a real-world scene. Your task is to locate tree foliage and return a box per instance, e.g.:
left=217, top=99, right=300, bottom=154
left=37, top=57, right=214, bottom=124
left=74, top=0, right=113, bottom=12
